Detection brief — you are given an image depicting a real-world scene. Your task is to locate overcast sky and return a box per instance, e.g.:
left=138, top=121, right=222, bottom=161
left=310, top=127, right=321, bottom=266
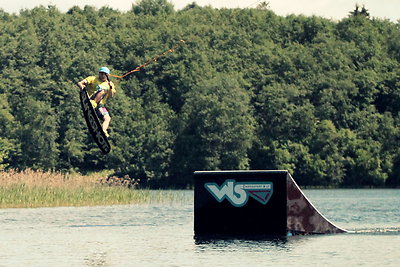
left=1, top=0, right=399, bottom=21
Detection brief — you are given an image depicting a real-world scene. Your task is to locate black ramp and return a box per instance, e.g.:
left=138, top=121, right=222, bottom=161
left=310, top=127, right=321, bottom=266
left=194, top=170, right=287, bottom=238
left=194, top=170, right=347, bottom=238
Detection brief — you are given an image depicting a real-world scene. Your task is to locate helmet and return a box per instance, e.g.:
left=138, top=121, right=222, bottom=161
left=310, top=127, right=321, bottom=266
left=99, top=67, right=110, bottom=74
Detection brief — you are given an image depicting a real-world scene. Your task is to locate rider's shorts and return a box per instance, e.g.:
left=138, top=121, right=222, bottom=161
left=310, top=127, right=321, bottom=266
left=96, top=106, right=109, bottom=119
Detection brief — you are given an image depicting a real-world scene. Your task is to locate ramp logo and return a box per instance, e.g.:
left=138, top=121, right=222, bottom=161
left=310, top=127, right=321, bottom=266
left=205, top=179, right=273, bottom=207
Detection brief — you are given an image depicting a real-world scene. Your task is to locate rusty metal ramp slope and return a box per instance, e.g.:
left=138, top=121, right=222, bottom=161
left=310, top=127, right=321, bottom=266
left=287, top=173, right=347, bottom=234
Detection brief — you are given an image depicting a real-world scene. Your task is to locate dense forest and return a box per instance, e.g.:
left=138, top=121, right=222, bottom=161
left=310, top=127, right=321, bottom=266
left=0, top=0, right=399, bottom=188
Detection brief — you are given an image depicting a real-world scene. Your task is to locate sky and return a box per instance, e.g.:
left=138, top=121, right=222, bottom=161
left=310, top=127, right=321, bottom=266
left=1, top=0, right=399, bottom=22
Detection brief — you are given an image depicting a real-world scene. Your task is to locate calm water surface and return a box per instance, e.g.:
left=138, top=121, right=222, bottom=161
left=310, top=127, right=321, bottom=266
left=0, top=189, right=399, bottom=266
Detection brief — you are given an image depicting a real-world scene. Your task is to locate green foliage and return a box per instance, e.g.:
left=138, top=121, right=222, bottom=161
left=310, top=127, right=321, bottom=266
left=0, top=4, right=399, bottom=187
left=14, top=98, right=60, bottom=170
left=132, top=0, right=174, bottom=16
left=172, top=73, right=255, bottom=186
left=0, top=95, right=18, bottom=170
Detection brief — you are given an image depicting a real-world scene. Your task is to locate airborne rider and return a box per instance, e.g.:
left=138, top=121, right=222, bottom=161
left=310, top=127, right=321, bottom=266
left=77, top=67, right=116, bottom=137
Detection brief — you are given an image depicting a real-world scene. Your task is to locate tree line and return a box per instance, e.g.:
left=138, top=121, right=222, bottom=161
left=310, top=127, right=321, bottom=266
left=0, top=0, right=399, bottom=188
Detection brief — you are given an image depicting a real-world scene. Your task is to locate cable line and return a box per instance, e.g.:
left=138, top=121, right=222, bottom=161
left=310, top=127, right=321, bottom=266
left=109, top=39, right=187, bottom=79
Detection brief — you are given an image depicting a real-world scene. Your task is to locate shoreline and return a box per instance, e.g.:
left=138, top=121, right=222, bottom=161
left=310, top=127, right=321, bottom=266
left=0, top=169, right=190, bottom=209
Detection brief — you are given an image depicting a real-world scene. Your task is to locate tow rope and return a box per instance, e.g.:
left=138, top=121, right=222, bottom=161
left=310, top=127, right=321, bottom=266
left=109, top=39, right=186, bottom=79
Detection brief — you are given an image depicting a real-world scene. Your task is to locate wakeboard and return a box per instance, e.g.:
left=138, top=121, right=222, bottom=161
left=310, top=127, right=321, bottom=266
left=79, top=88, right=111, bottom=154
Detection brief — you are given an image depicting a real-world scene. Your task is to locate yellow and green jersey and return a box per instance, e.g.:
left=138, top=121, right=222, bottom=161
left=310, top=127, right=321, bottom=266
left=84, top=76, right=116, bottom=105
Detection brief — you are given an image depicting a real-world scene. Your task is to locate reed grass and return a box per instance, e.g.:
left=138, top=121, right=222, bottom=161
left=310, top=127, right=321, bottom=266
left=0, top=169, right=190, bottom=208
left=0, top=169, right=96, bottom=188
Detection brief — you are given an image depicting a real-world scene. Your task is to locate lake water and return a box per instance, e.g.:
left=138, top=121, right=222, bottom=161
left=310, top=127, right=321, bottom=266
left=0, top=189, right=399, bottom=266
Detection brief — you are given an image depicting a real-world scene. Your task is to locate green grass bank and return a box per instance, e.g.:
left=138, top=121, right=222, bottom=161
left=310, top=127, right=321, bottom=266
left=0, top=169, right=190, bottom=208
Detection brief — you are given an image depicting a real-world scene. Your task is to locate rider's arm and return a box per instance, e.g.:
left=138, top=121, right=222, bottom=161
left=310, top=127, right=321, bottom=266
left=108, top=82, right=116, bottom=98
